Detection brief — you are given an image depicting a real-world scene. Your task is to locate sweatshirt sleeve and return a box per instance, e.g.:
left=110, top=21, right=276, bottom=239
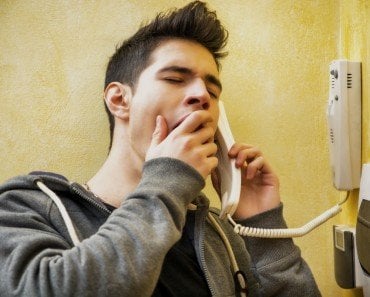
left=237, top=204, right=322, bottom=297
left=0, top=158, right=205, bottom=297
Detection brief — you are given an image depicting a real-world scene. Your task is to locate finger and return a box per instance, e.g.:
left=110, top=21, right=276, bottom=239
left=192, top=143, right=218, bottom=178
left=191, top=142, right=218, bottom=159
left=150, top=115, right=168, bottom=147
left=195, top=155, right=219, bottom=179
left=234, top=147, right=262, bottom=168
left=228, top=143, right=254, bottom=157
left=206, top=156, right=219, bottom=175
left=245, top=155, right=265, bottom=179
left=244, top=155, right=274, bottom=178
left=175, top=110, right=213, bottom=134
left=192, top=125, right=215, bottom=144
left=202, top=142, right=218, bottom=157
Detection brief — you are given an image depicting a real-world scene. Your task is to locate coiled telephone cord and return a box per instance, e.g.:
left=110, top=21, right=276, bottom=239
left=228, top=191, right=349, bottom=238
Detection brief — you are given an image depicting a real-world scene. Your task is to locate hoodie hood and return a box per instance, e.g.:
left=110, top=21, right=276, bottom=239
left=0, top=171, right=75, bottom=195
left=0, top=171, right=110, bottom=247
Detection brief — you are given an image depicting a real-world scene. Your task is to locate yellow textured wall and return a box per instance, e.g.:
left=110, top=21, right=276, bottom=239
left=0, top=1, right=368, bottom=296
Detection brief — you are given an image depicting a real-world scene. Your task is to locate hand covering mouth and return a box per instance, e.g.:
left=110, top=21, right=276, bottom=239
left=171, top=113, right=192, bottom=131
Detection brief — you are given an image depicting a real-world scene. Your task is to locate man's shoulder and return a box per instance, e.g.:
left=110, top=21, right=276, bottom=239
left=0, top=171, right=72, bottom=197
left=29, top=171, right=69, bottom=181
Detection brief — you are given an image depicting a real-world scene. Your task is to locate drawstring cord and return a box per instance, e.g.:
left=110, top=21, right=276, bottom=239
left=207, top=212, right=248, bottom=297
left=36, top=180, right=80, bottom=246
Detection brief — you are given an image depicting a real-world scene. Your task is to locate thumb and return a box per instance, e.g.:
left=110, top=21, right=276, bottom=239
left=151, top=115, right=168, bottom=146
left=146, top=115, right=168, bottom=161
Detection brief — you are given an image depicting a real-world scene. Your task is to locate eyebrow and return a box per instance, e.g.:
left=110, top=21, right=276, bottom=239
left=157, top=65, right=223, bottom=91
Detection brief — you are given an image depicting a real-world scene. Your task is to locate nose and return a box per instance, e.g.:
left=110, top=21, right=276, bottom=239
left=184, top=80, right=210, bottom=110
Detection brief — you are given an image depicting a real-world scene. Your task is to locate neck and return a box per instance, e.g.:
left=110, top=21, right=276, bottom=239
left=86, top=136, right=144, bottom=208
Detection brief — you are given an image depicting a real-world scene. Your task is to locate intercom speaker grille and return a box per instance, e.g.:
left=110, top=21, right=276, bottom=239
left=347, top=73, right=353, bottom=89
left=329, top=128, right=334, bottom=144
left=331, top=77, right=335, bottom=89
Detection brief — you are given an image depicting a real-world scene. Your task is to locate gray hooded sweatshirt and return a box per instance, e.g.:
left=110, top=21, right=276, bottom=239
left=0, top=158, right=321, bottom=296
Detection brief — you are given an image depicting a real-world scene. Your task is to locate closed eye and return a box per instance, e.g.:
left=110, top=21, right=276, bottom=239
left=207, top=88, right=219, bottom=99
left=164, top=77, right=184, bottom=83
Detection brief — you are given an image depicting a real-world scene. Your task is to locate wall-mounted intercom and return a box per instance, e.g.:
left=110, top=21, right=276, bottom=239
left=326, top=60, right=361, bottom=190
left=326, top=60, right=369, bottom=296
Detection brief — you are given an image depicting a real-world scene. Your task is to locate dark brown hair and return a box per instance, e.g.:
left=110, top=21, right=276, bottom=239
left=104, top=1, right=228, bottom=146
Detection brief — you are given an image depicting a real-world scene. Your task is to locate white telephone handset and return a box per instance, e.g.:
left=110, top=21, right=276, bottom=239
left=215, top=101, right=342, bottom=238
left=216, top=101, right=241, bottom=219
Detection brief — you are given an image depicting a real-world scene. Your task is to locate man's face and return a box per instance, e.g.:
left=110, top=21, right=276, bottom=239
left=128, top=39, right=222, bottom=160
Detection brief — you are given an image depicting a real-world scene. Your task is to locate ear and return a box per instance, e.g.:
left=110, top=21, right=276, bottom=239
left=104, top=82, right=132, bottom=121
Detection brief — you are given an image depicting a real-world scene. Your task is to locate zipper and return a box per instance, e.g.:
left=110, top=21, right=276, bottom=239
left=198, top=211, right=216, bottom=297
left=70, top=183, right=112, bottom=215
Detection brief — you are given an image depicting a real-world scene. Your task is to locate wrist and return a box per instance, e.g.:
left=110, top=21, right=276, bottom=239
left=233, top=199, right=281, bottom=220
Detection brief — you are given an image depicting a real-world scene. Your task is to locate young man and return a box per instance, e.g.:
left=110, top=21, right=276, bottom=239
left=0, top=2, right=321, bottom=296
